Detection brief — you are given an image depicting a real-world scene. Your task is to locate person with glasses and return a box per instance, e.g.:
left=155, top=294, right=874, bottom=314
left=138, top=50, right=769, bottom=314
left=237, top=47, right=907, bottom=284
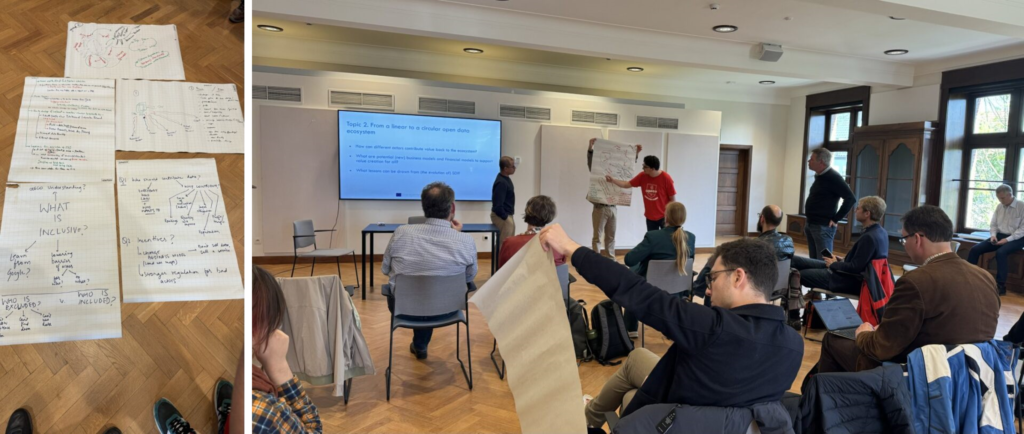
left=791, top=196, right=889, bottom=297
left=604, top=155, right=676, bottom=231
left=816, top=205, right=999, bottom=373
left=537, top=226, right=802, bottom=430
left=966, top=184, right=1024, bottom=295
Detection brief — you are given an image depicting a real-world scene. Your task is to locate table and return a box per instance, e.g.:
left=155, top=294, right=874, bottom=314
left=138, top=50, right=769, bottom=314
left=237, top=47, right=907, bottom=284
left=360, top=223, right=500, bottom=299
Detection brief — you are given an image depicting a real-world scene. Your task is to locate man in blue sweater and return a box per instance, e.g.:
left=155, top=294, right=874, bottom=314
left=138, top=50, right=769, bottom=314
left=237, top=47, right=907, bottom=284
left=804, top=148, right=856, bottom=259
left=792, top=196, right=889, bottom=296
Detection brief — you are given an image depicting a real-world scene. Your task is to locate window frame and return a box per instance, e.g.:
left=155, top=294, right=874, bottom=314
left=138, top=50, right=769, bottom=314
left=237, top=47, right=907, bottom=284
left=823, top=106, right=863, bottom=183
left=958, top=84, right=1024, bottom=232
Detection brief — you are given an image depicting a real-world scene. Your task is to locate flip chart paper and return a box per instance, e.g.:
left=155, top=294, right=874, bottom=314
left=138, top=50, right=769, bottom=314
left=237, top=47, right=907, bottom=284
left=65, top=22, right=185, bottom=80
left=116, top=80, right=244, bottom=154
left=587, top=139, right=636, bottom=206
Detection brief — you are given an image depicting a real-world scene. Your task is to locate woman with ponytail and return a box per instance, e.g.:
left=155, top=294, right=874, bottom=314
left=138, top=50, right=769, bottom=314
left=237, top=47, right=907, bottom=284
left=622, top=201, right=695, bottom=336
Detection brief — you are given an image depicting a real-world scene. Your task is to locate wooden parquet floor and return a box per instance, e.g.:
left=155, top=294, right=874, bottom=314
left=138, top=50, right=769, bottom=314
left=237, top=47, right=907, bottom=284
left=258, top=240, right=1024, bottom=433
left=0, top=0, right=244, bottom=432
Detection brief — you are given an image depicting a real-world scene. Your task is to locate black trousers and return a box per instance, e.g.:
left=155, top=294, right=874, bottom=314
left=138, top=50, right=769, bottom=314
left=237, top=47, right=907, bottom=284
left=645, top=218, right=665, bottom=232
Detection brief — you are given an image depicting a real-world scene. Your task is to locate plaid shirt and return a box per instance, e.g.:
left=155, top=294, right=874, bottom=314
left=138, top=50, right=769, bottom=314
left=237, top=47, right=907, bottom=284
left=252, top=377, right=322, bottom=434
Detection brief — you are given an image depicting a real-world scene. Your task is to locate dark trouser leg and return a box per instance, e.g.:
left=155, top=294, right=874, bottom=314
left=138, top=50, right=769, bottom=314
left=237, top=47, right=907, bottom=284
left=994, top=236, right=1024, bottom=286
left=818, top=333, right=860, bottom=373
left=790, top=256, right=826, bottom=271
left=804, top=224, right=819, bottom=260
left=967, top=238, right=1000, bottom=265
left=799, top=269, right=831, bottom=290
left=805, top=224, right=836, bottom=260
left=646, top=218, right=665, bottom=232
left=623, top=309, right=638, bottom=333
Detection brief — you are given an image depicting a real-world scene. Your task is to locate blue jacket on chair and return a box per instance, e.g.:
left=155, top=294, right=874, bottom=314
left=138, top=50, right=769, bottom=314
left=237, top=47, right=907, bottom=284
left=906, top=340, right=1018, bottom=434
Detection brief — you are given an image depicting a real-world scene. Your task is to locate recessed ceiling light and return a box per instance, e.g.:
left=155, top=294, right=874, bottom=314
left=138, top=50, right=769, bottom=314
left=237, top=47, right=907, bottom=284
left=759, top=80, right=776, bottom=85
left=257, top=25, right=283, bottom=32
left=889, top=16, right=905, bottom=20
left=463, top=48, right=484, bottom=54
left=712, top=25, right=738, bottom=33
left=884, top=49, right=909, bottom=55
left=725, top=81, right=736, bottom=84
left=626, top=67, right=644, bottom=72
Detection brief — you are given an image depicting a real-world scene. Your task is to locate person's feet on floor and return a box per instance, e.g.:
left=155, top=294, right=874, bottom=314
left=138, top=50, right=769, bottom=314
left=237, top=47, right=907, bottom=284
left=154, top=398, right=197, bottom=434
left=215, top=379, right=233, bottom=434
left=103, top=427, right=122, bottom=434
left=409, top=343, right=427, bottom=360
left=228, top=1, right=244, bottom=23
left=5, top=408, right=31, bottom=434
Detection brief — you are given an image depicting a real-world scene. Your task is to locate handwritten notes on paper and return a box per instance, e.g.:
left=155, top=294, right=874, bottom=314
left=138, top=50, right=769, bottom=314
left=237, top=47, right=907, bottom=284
left=116, top=159, right=243, bottom=302
left=64, top=22, right=185, bottom=80
left=8, top=77, right=116, bottom=183
left=116, top=80, right=244, bottom=154
left=587, top=139, right=636, bottom=206
left=0, top=183, right=121, bottom=345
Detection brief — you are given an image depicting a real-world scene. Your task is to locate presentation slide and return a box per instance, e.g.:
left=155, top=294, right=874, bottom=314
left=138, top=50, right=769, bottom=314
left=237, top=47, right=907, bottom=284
left=339, top=111, right=502, bottom=201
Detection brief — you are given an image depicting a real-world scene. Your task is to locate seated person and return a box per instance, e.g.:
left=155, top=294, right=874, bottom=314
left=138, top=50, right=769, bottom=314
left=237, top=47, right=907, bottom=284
left=381, top=181, right=477, bottom=359
left=818, top=205, right=1000, bottom=373
left=497, top=195, right=566, bottom=269
left=622, top=201, right=694, bottom=336
left=537, top=227, right=803, bottom=429
left=792, top=196, right=888, bottom=296
left=693, top=205, right=793, bottom=304
left=967, top=184, right=1024, bottom=295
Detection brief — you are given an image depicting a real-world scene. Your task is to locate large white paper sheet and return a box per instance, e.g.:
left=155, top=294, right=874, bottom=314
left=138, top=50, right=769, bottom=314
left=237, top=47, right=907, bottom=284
left=0, top=182, right=121, bottom=345
left=64, top=22, right=185, bottom=80
left=116, top=80, right=244, bottom=153
left=116, top=159, right=243, bottom=302
left=470, top=238, right=587, bottom=434
left=8, top=77, right=116, bottom=183
left=587, top=139, right=637, bottom=206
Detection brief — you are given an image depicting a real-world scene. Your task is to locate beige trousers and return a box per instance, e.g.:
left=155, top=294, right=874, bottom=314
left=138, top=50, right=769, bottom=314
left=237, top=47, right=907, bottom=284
left=591, top=205, right=617, bottom=260
left=584, top=347, right=660, bottom=428
left=490, top=212, right=515, bottom=245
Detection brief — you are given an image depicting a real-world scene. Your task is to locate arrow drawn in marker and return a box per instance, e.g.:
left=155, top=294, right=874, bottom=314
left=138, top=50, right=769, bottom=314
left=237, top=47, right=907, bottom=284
left=25, top=241, right=35, bottom=252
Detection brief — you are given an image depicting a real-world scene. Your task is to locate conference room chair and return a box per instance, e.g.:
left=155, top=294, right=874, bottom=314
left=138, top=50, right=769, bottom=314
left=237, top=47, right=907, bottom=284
left=291, top=220, right=360, bottom=290
left=641, top=258, right=694, bottom=347
left=408, top=216, right=427, bottom=224
left=490, top=263, right=572, bottom=380
left=386, top=273, right=472, bottom=400
left=772, top=258, right=793, bottom=306
left=901, top=240, right=961, bottom=274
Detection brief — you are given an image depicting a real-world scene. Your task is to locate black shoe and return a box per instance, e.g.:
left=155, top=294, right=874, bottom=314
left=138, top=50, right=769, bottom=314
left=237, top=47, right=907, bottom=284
left=409, top=343, right=427, bottom=360
left=5, top=409, right=31, bottom=434
left=154, top=398, right=196, bottom=434
left=103, top=428, right=122, bottom=434
left=228, top=5, right=244, bottom=23
left=999, top=284, right=1007, bottom=296
left=215, top=379, right=233, bottom=434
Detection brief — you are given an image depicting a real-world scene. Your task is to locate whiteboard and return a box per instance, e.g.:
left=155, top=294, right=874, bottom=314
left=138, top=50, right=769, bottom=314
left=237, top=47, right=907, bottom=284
left=667, top=133, right=721, bottom=248
left=539, top=125, right=604, bottom=251
left=607, top=130, right=666, bottom=248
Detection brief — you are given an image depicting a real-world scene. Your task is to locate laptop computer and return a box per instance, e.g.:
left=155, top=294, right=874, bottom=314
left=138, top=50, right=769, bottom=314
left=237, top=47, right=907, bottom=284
left=811, top=299, right=862, bottom=340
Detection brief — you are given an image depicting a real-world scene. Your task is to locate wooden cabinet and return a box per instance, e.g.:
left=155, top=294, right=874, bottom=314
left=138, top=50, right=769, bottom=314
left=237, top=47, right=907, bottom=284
left=848, top=122, right=936, bottom=265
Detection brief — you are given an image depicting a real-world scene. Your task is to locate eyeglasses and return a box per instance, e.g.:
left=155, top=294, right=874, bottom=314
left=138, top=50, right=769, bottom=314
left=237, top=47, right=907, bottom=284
left=705, top=269, right=736, bottom=288
left=898, top=233, right=923, bottom=246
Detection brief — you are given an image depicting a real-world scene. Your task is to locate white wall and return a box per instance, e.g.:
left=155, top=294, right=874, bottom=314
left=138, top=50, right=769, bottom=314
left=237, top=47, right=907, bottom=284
left=781, top=96, right=807, bottom=229
left=254, top=71, right=791, bottom=256
left=870, top=84, right=941, bottom=125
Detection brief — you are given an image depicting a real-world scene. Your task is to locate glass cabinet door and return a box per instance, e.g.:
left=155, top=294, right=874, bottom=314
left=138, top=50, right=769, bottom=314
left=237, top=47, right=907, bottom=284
left=851, top=143, right=881, bottom=234
left=882, top=143, right=918, bottom=236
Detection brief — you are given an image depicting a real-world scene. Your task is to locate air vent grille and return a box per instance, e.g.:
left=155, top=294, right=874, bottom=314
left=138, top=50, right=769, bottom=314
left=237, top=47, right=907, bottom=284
left=572, top=110, right=618, bottom=126
left=499, top=104, right=550, bottom=121
left=418, top=97, right=476, bottom=115
left=328, top=90, right=395, bottom=111
left=637, top=115, right=679, bottom=130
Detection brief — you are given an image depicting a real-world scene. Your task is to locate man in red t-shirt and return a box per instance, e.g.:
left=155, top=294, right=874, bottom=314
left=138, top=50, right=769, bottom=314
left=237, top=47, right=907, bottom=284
left=606, top=155, right=676, bottom=231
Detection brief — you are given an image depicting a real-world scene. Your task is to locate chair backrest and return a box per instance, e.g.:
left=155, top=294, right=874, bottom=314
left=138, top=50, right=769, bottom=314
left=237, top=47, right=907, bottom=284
left=950, top=240, right=961, bottom=254
left=391, top=274, right=467, bottom=317
left=408, top=216, right=427, bottom=224
left=774, top=258, right=792, bottom=293
left=293, top=219, right=316, bottom=249
left=556, top=263, right=570, bottom=301
left=646, top=259, right=694, bottom=294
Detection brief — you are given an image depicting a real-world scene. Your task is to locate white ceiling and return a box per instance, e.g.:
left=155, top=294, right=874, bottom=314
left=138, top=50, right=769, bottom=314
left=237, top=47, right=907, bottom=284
left=440, top=0, right=1021, bottom=63
left=253, top=0, right=1024, bottom=104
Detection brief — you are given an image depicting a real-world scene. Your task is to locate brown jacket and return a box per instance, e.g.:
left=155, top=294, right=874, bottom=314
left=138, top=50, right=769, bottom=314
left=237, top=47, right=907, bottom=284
left=855, top=252, right=1000, bottom=371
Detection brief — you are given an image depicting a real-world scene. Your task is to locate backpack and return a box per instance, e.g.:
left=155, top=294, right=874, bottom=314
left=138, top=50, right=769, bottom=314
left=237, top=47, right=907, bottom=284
left=588, top=300, right=634, bottom=365
left=566, top=298, right=593, bottom=362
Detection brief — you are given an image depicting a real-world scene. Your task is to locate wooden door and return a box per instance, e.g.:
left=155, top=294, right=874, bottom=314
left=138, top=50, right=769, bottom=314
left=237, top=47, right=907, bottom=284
left=716, top=146, right=751, bottom=236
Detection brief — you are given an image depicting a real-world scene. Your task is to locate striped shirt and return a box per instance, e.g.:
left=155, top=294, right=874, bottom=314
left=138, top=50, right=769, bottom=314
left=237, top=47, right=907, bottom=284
left=252, top=377, right=322, bottom=434
left=381, top=218, right=478, bottom=283
left=990, top=198, right=1024, bottom=241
